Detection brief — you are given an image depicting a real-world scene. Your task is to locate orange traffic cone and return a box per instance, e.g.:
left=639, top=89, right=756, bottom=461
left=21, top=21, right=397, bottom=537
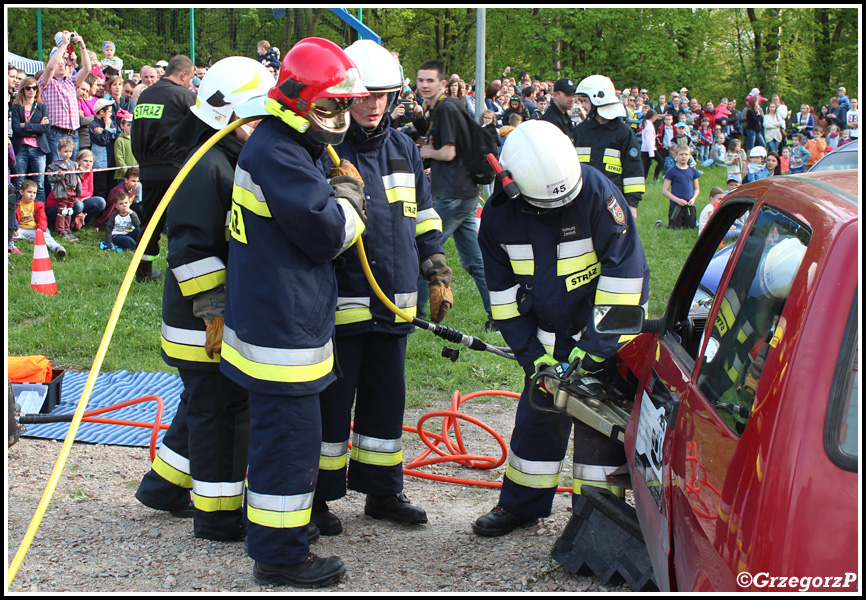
left=31, top=229, right=58, bottom=296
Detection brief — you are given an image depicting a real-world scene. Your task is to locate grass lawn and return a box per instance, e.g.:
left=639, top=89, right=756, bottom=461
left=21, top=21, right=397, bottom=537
left=7, top=164, right=728, bottom=408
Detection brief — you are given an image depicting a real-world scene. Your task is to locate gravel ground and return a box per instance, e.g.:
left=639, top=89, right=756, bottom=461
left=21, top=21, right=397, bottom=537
left=7, top=396, right=631, bottom=593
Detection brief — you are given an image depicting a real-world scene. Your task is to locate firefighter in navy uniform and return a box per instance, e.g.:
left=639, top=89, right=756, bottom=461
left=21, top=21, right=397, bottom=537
left=472, top=120, right=650, bottom=537
left=572, top=75, right=645, bottom=220
left=135, top=57, right=275, bottom=541
left=311, top=40, right=452, bottom=536
left=218, top=38, right=368, bottom=589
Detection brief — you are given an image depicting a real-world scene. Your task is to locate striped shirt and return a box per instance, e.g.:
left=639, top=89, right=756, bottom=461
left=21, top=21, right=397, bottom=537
left=39, top=75, right=79, bottom=131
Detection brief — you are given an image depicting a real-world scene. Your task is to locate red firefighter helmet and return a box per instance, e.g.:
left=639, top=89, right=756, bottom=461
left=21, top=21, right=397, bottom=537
left=268, top=37, right=367, bottom=143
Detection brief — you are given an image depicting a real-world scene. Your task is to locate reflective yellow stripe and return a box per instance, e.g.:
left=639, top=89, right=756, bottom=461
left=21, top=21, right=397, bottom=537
left=152, top=451, right=192, bottom=489
left=320, top=441, right=349, bottom=471
left=595, top=275, right=643, bottom=306
left=336, top=197, right=365, bottom=253
left=177, top=270, right=227, bottom=297
left=385, top=186, right=415, bottom=204
left=246, top=488, right=313, bottom=529
left=573, top=479, right=624, bottom=497
left=505, top=454, right=563, bottom=489
left=350, top=433, right=403, bottom=467
left=558, top=252, right=599, bottom=277
left=415, top=208, right=442, bottom=236
left=393, top=292, right=417, bottom=323
left=335, top=307, right=372, bottom=325
left=576, top=147, right=591, bottom=163
left=161, top=322, right=219, bottom=363
left=192, top=480, right=244, bottom=512
left=564, top=263, right=601, bottom=292
left=222, top=327, right=334, bottom=384
left=537, top=328, right=556, bottom=357
left=233, top=168, right=272, bottom=218
left=490, top=285, right=520, bottom=320
left=503, top=244, right=534, bottom=276
left=622, top=177, right=646, bottom=195
left=395, top=305, right=417, bottom=323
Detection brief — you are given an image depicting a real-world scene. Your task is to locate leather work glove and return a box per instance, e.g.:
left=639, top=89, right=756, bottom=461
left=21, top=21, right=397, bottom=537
left=421, top=253, right=453, bottom=323
left=331, top=176, right=366, bottom=220
left=330, top=158, right=364, bottom=186
left=204, top=317, right=224, bottom=359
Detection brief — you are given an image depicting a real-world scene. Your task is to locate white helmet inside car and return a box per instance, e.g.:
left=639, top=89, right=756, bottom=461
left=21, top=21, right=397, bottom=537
left=575, top=74, right=626, bottom=120
left=344, top=39, right=402, bottom=108
left=189, top=56, right=275, bottom=130
left=499, top=120, right=583, bottom=209
left=760, top=236, right=806, bottom=299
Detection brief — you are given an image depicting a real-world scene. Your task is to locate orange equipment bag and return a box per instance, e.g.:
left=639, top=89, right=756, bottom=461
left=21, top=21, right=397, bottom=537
left=8, top=355, right=54, bottom=383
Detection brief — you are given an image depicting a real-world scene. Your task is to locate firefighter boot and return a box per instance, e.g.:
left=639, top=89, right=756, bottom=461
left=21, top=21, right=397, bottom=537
left=311, top=500, right=343, bottom=536
left=364, top=493, right=428, bottom=524
left=136, top=260, right=163, bottom=283
left=253, top=554, right=346, bottom=588
left=472, top=506, right=538, bottom=537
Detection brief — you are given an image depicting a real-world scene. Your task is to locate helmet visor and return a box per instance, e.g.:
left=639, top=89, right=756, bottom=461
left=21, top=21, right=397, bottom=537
left=307, top=96, right=355, bottom=144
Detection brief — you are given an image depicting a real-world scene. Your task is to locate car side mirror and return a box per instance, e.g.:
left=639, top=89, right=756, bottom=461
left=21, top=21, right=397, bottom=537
left=592, top=305, right=646, bottom=335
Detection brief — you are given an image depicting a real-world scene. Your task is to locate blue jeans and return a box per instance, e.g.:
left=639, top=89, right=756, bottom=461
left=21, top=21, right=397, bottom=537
left=417, top=196, right=491, bottom=320
left=744, top=129, right=765, bottom=153
left=767, top=139, right=780, bottom=154
left=13, top=145, right=47, bottom=204
left=46, top=128, right=80, bottom=164
left=45, top=196, right=107, bottom=229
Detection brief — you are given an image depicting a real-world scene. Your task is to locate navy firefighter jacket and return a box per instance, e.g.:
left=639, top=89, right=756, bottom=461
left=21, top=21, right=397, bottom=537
left=322, top=116, right=445, bottom=336
left=478, top=164, right=650, bottom=367
left=220, top=114, right=365, bottom=396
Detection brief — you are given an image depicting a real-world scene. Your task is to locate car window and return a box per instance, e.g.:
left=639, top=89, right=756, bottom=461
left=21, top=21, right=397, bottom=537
left=809, top=150, right=859, bottom=172
left=825, top=295, right=858, bottom=470
left=696, top=207, right=811, bottom=434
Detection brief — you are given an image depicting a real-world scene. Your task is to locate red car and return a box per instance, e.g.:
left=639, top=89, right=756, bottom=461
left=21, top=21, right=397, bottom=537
left=614, top=170, right=859, bottom=591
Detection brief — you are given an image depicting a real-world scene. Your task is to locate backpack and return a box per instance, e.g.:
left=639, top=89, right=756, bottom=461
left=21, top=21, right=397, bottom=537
left=434, top=97, right=499, bottom=185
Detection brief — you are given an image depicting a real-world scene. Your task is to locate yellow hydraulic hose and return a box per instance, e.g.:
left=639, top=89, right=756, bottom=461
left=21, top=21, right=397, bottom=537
left=6, top=116, right=254, bottom=589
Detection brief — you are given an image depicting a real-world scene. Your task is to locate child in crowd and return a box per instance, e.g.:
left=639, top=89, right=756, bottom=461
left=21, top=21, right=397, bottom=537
left=662, top=143, right=700, bottom=229
left=97, top=166, right=142, bottom=229
left=698, top=186, right=725, bottom=235
left=75, top=149, right=107, bottom=229
left=837, top=128, right=853, bottom=147
left=743, top=146, right=771, bottom=183
left=779, top=146, right=790, bottom=173
left=711, top=134, right=727, bottom=167
left=788, top=133, right=810, bottom=174
left=726, top=177, right=740, bottom=193
left=45, top=136, right=81, bottom=242
left=100, top=41, right=124, bottom=72
left=724, top=138, right=746, bottom=183
left=256, top=39, right=280, bottom=71
left=804, top=130, right=826, bottom=167
left=113, top=110, right=137, bottom=183
left=825, top=124, right=840, bottom=150
left=652, top=113, right=675, bottom=182
left=13, top=179, right=67, bottom=257
left=89, top=98, right=118, bottom=199
left=697, top=117, right=713, bottom=162
left=103, top=190, right=140, bottom=250
left=499, top=113, right=522, bottom=144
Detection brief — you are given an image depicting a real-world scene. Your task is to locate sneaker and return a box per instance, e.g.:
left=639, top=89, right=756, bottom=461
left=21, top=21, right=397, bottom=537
left=9, top=245, right=22, bottom=255
left=364, top=492, right=427, bottom=525
left=253, top=554, right=346, bottom=588
left=311, top=500, right=343, bottom=536
left=55, top=246, right=67, bottom=258
left=472, top=506, right=537, bottom=537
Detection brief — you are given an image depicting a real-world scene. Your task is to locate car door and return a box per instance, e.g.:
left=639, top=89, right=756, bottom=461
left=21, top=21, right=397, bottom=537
left=623, top=193, right=813, bottom=591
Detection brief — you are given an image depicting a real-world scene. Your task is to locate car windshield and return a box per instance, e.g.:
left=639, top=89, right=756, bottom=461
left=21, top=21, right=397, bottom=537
left=810, top=141, right=859, bottom=172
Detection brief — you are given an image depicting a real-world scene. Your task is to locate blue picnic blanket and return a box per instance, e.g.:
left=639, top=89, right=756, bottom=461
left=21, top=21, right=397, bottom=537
left=21, top=371, right=183, bottom=447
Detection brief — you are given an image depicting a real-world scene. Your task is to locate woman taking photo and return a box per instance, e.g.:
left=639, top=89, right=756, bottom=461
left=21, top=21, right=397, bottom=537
left=11, top=76, right=51, bottom=203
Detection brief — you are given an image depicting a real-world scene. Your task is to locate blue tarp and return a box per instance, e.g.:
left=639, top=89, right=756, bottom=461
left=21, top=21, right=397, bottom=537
left=21, top=371, right=183, bottom=447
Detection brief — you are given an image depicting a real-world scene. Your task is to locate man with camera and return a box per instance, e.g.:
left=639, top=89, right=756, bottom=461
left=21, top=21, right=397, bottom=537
left=39, top=30, right=92, bottom=163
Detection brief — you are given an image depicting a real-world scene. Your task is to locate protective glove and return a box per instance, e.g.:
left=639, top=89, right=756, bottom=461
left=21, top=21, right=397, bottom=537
left=331, top=175, right=366, bottom=220
left=192, top=286, right=226, bottom=359
left=568, top=347, right=607, bottom=379
left=204, top=317, right=224, bottom=359
left=421, top=253, right=453, bottom=323
left=330, top=158, right=364, bottom=186
left=530, top=354, right=569, bottom=395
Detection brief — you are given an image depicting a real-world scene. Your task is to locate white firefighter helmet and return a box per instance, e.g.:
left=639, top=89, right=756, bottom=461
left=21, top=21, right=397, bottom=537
left=575, top=74, right=626, bottom=120
left=760, top=236, right=806, bottom=299
left=344, top=40, right=402, bottom=97
left=499, top=120, right=583, bottom=209
left=190, top=56, right=275, bottom=130
left=749, top=145, right=768, bottom=159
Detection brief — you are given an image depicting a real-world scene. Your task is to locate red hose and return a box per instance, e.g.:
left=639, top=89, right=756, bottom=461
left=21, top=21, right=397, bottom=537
left=79, top=395, right=168, bottom=462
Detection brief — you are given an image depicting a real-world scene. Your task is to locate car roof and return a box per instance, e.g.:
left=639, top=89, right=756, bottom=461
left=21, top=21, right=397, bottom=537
left=792, top=169, right=859, bottom=208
